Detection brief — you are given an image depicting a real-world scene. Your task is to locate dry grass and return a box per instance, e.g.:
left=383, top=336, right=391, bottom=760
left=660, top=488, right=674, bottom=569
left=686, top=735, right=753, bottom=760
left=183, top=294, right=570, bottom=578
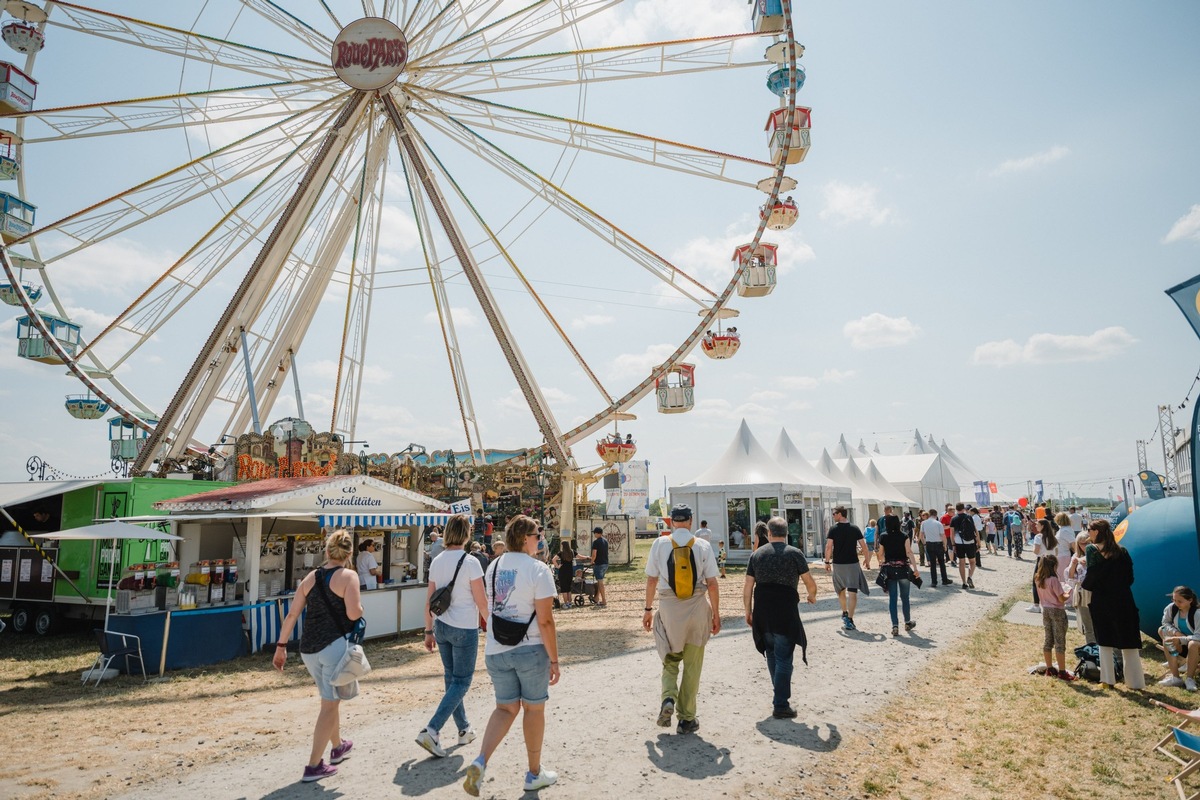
left=790, top=592, right=1190, bottom=800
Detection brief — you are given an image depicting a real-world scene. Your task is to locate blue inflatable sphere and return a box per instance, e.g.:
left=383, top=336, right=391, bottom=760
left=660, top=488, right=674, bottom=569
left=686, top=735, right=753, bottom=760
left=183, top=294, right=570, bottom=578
left=1118, top=495, right=1200, bottom=638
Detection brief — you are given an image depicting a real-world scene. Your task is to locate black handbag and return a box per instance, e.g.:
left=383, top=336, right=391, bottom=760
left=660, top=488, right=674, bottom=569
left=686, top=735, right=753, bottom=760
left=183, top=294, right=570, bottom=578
left=489, top=555, right=536, bottom=646
left=428, top=552, right=468, bottom=616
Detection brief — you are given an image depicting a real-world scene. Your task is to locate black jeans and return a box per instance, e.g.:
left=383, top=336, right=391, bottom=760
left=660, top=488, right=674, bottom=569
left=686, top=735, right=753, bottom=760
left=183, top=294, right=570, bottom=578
left=926, top=542, right=949, bottom=584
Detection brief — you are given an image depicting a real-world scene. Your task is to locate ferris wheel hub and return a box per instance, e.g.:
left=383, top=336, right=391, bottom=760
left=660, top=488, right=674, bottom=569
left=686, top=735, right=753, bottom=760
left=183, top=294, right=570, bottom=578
left=331, top=18, right=408, bottom=91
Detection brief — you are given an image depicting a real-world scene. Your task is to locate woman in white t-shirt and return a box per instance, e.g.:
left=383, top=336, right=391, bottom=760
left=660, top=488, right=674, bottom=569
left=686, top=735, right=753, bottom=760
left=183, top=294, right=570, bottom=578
left=1052, top=512, right=1075, bottom=584
left=416, top=515, right=488, bottom=760
left=355, top=540, right=381, bottom=590
left=463, top=515, right=560, bottom=796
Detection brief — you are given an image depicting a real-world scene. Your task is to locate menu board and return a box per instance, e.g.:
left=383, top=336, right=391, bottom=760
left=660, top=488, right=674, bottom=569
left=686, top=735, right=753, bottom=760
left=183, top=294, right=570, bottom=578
left=41, top=560, right=53, bottom=582
left=1, top=559, right=11, bottom=583
left=19, top=558, right=32, bottom=582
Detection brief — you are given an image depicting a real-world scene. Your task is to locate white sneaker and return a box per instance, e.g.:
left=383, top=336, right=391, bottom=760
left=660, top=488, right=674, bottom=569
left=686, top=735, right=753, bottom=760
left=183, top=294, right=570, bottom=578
left=463, top=760, right=486, bottom=796
left=1026, top=605, right=1041, bottom=613
left=1187, top=677, right=1197, bottom=692
left=524, top=768, right=558, bottom=791
left=1160, top=675, right=1186, bottom=688
left=458, top=727, right=477, bottom=746
left=415, top=728, right=446, bottom=758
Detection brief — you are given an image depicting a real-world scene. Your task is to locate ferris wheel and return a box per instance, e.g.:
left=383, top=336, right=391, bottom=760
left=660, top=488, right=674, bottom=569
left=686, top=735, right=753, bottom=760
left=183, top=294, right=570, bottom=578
left=0, top=0, right=808, bottom=475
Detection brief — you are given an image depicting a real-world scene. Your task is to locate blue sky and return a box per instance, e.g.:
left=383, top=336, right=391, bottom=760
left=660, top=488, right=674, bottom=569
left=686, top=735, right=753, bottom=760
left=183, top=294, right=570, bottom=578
left=0, top=1, right=1197, bottom=504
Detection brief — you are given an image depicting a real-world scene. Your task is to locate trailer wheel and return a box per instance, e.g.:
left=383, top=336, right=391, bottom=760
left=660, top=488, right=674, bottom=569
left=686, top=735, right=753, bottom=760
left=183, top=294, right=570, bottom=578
left=10, top=606, right=31, bottom=634
left=33, top=609, right=56, bottom=636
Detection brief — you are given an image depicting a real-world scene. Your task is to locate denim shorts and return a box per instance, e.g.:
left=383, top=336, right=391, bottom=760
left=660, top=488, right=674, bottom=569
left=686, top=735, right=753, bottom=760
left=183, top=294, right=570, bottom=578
left=593, top=564, right=609, bottom=580
left=300, top=636, right=349, bottom=702
left=485, top=644, right=550, bottom=705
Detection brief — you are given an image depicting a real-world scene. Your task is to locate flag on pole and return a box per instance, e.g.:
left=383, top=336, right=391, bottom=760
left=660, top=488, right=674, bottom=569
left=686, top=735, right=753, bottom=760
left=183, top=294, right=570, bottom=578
left=1167, top=274, right=1200, bottom=341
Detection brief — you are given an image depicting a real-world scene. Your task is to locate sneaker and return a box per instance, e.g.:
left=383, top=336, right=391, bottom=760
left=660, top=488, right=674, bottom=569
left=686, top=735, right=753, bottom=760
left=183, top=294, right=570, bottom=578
left=841, top=615, right=853, bottom=631
left=415, top=729, right=446, bottom=758
left=942, top=579, right=953, bottom=586
left=563, top=603, right=573, bottom=609
left=967, top=578, right=975, bottom=589
left=1027, top=605, right=1041, bottom=613
left=1187, top=677, right=1198, bottom=692
left=463, top=760, right=486, bottom=797
left=1160, top=675, right=1187, bottom=688
left=891, top=626, right=899, bottom=637
left=330, top=739, right=353, bottom=764
left=677, top=717, right=700, bottom=734
left=657, top=698, right=675, bottom=727
left=524, top=768, right=559, bottom=791
left=1059, top=671, right=1078, bottom=682
left=1046, top=667, right=1059, bottom=678
left=457, top=728, right=477, bottom=746
left=845, top=617, right=857, bottom=631
left=905, top=620, right=917, bottom=632
left=302, top=761, right=337, bottom=783
left=772, top=705, right=798, bottom=719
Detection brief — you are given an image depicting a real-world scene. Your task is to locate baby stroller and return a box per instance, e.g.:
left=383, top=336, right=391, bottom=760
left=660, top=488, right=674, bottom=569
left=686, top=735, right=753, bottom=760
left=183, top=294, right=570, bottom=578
left=572, top=561, right=598, bottom=607
left=1073, top=643, right=1123, bottom=683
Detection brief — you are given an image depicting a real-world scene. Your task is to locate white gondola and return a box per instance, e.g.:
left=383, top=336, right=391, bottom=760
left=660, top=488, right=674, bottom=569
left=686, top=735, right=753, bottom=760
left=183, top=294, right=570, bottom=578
left=656, top=363, right=695, bottom=414
left=0, top=129, right=19, bottom=179
left=750, top=0, right=785, bottom=33
left=732, top=242, right=779, bottom=297
left=0, top=279, right=40, bottom=305
left=596, top=436, right=636, bottom=464
left=65, top=394, right=109, bottom=420
left=761, top=196, right=799, bottom=231
left=2, top=21, right=43, bottom=54
left=766, top=107, right=811, bottom=165
left=16, top=310, right=79, bottom=363
left=0, top=61, right=35, bottom=113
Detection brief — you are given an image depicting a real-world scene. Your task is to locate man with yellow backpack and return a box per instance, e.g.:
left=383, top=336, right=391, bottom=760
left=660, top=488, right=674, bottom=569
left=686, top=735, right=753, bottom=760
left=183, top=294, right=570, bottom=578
left=642, top=503, right=721, bottom=734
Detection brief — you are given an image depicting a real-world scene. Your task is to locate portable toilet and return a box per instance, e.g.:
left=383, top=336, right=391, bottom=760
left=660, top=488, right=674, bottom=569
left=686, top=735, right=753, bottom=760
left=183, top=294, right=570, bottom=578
left=0, top=129, right=19, bottom=179
left=766, top=107, right=811, bottom=165
left=750, top=0, right=785, bottom=33
left=109, top=415, right=157, bottom=461
left=732, top=242, right=779, bottom=297
left=0, top=191, right=35, bottom=242
left=0, top=61, right=36, bottom=113
left=16, top=311, right=79, bottom=363
left=656, top=363, right=695, bottom=414
left=65, top=393, right=109, bottom=420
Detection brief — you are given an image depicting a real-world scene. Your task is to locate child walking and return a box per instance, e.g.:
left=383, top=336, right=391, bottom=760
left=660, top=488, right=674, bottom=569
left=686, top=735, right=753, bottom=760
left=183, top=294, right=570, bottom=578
left=716, top=541, right=727, bottom=579
left=1036, top=554, right=1076, bottom=681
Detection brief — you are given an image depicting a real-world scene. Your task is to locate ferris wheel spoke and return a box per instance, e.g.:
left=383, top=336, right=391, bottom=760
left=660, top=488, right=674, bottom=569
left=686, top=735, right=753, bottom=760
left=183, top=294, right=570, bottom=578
left=406, top=0, right=535, bottom=63
left=413, top=86, right=769, bottom=186
left=49, top=1, right=330, bottom=83
left=237, top=0, right=334, bottom=57
left=15, top=78, right=342, bottom=142
left=412, top=106, right=718, bottom=308
left=416, top=31, right=770, bottom=94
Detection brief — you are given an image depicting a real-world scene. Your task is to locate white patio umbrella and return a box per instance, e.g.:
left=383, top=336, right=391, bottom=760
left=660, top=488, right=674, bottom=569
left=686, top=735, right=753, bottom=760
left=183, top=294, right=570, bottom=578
left=32, top=521, right=181, bottom=630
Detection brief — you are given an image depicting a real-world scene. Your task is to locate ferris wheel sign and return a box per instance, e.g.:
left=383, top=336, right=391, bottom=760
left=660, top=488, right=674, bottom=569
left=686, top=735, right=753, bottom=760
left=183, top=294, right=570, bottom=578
left=332, top=18, right=408, bottom=90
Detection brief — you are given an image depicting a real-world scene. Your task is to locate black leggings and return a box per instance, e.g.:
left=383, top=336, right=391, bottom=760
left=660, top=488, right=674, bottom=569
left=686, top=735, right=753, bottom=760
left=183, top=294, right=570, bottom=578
left=1032, top=557, right=1041, bottom=604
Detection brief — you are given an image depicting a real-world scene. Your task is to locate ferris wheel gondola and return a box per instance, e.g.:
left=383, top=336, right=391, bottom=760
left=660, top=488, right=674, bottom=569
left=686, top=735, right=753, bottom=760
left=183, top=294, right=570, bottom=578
left=0, top=0, right=807, bottom=472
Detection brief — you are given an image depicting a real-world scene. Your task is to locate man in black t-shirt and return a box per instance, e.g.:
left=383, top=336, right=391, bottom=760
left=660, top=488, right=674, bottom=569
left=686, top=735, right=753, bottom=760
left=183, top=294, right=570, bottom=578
left=744, top=517, right=817, bottom=719
left=823, top=506, right=871, bottom=631
left=590, top=527, right=610, bottom=608
left=950, top=502, right=978, bottom=589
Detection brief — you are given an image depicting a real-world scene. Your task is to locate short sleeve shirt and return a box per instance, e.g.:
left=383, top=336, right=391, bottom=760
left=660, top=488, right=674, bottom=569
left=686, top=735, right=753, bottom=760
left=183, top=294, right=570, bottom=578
left=645, top=529, right=718, bottom=594
left=429, top=549, right=486, bottom=630
left=747, top=542, right=809, bottom=587
left=590, top=537, right=609, bottom=566
left=920, top=517, right=945, bottom=543
left=827, top=522, right=863, bottom=564
left=483, top=552, right=556, bottom=655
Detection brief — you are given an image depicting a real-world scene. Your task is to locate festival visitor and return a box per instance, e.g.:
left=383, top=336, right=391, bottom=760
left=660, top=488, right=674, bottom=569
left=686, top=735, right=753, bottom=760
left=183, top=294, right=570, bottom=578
left=463, top=515, right=560, bottom=796
left=1005, top=506, right=1024, bottom=558
left=590, top=527, right=609, bottom=608
left=1068, top=532, right=1096, bottom=643
left=1082, top=519, right=1146, bottom=690
left=717, top=541, right=728, bottom=579
left=824, top=506, right=871, bottom=631
left=470, top=542, right=489, bottom=573
left=356, top=539, right=381, bottom=591
left=950, top=503, right=978, bottom=590
left=644, top=503, right=720, bottom=734
left=489, top=541, right=506, bottom=563
left=1052, top=512, right=1075, bottom=583
left=1159, top=585, right=1200, bottom=690
left=744, top=516, right=817, bottom=718
left=989, top=506, right=1005, bottom=552
left=879, top=506, right=901, bottom=544
left=1035, top=554, right=1075, bottom=680
left=418, top=514, right=489, bottom=759
left=901, top=511, right=919, bottom=563
left=753, top=520, right=769, bottom=550
left=984, top=517, right=997, bottom=555
left=552, top=541, right=575, bottom=610
left=942, top=505, right=956, bottom=567
left=1068, top=506, right=1084, bottom=535
left=920, top=508, right=950, bottom=586
left=695, top=519, right=715, bottom=547
left=272, top=529, right=363, bottom=783
left=1028, top=519, right=1056, bottom=612
left=970, top=506, right=984, bottom=568
left=875, top=511, right=919, bottom=637
left=863, top=518, right=877, bottom=553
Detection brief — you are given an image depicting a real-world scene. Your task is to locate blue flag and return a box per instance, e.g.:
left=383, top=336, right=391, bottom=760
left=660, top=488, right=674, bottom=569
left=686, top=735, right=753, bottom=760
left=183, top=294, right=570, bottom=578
left=1138, top=471, right=1166, bottom=501
left=1034, top=480, right=1044, bottom=502
left=1167, top=274, right=1200, bottom=341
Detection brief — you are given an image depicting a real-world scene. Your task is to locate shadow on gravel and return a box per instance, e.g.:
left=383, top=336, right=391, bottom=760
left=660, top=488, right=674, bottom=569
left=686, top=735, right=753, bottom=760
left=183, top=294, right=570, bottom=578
left=894, top=631, right=936, bottom=650
left=259, top=781, right=347, bottom=799
left=644, top=733, right=733, bottom=779
left=394, top=755, right=466, bottom=796
left=754, top=718, right=841, bottom=751
left=836, top=629, right=886, bottom=643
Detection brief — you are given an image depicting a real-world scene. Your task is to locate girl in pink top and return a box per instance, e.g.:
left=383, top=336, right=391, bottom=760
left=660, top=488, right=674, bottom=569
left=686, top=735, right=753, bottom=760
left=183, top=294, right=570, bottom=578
left=1036, top=555, right=1075, bottom=680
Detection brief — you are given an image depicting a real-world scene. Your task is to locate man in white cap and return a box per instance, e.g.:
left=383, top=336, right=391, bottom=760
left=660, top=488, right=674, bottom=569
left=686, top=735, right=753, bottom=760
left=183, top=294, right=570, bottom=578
left=643, top=503, right=720, bottom=734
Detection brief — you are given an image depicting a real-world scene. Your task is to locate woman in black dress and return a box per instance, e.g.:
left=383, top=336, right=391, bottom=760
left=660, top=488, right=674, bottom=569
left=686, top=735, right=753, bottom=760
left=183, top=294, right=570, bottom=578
left=553, top=541, right=576, bottom=609
left=1082, top=519, right=1145, bottom=689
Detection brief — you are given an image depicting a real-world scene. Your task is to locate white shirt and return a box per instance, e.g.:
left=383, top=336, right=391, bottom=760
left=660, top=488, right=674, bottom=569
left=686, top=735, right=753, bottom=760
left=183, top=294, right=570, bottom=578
left=695, top=526, right=715, bottom=546
left=356, top=550, right=379, bottom=590
left=972, top=513, right=984, bottom=532
left=1032, top=534, right=1045, bottom=557
left=920, top=517, right=945, bottom=544
left=484, top=552, right=556, bottom=655
left=1068, top=513, right=1083, bottom=532
left=645, top=528, right=718, bottom=596
left=731, top=529, right=744, bottom=547
left=429, top=548, right=485, bottom=631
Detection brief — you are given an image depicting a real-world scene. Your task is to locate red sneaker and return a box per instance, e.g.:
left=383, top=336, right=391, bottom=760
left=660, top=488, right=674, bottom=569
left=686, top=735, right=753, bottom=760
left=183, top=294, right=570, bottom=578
left=1058, top=671, right=1078, bottom=682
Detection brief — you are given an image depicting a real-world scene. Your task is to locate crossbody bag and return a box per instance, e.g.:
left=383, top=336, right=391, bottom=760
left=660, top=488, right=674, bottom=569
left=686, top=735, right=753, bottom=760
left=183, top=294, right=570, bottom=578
left=428, top=551, right=469, bottom=616
left=312, top=567, right=371, bottom=689
left=489, top=554, right=537, bottom=646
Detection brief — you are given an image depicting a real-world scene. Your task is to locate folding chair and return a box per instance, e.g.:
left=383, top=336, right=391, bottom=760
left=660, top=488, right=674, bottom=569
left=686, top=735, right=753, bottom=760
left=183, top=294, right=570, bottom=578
left=1164, top=726, right=1200, bottom=800
left=1154, top=700, right=1200, bottom=765
left=82, top=629, right=147, bottom=687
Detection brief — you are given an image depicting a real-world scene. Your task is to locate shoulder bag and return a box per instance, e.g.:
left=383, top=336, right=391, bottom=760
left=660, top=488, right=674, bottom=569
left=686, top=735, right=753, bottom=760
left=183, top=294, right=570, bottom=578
left=489, top=555, right=537, bottom=646
left=312, top=567, right=371, bottom=690
left=428, top=551, right=469, bottom=617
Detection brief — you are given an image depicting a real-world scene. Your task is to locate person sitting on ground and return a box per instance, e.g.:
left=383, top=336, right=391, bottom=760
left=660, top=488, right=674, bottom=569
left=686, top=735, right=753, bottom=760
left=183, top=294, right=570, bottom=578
left=1159, top=585, right=1200, bottom=690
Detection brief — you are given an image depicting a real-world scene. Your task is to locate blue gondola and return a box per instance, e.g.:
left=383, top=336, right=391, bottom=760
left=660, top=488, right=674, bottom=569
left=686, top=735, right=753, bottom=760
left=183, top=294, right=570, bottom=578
left=65, top=394, right=109, bottom=420
left=109, top=415, right=157, bottom=461
left=16, top=310, right=79, bottom=363
left=766, top=65, right=805, bottom=98
left=751, top=0, right=785, bottom=33
left=0, top=280, right=41, bottom=305
left=0, top=191, right=35, bottom=243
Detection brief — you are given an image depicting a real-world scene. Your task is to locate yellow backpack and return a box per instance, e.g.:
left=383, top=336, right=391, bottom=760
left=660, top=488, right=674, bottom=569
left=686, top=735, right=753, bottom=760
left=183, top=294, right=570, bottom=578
left=666, top=537, right=698, bottom=599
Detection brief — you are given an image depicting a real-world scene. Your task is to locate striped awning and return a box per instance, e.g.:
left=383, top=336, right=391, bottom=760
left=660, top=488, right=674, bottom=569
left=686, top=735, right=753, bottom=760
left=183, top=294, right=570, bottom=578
left=319, top=513, right=458, bottom=528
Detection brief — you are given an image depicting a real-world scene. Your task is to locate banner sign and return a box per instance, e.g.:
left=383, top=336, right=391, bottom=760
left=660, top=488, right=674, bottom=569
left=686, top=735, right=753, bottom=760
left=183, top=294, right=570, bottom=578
left=1166, top=273, right=1200, bottom=556
left=973, top=481, right=991, bottom=507
left=606, top=460, right=650, bottom=516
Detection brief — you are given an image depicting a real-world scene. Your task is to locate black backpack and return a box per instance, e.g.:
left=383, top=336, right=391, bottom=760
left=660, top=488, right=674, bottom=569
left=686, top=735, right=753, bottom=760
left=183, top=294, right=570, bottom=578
left=956, top=514, right=976, bottom=542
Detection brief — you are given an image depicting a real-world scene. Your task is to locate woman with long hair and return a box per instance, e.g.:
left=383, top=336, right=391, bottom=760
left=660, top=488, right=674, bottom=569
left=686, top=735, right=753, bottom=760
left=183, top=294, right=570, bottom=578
left=1159, top=585, right=1200, bottom=689
left=273, top=529, right=363, bottom=783
left=1068, top=532, right=1096, bottom=643
left=1034, top=555, right=1074, bottom=680
left=464, top=515, right=560, bottom=796
left=1028, top=518, right=1057, bottom=613
left=552, top=540, right=575, bottom=609
left=417, top=514, right=489, bottom=758
left=1083, top=519, right=1145, bottom=689
left=753, top=520, right=770, bottom=550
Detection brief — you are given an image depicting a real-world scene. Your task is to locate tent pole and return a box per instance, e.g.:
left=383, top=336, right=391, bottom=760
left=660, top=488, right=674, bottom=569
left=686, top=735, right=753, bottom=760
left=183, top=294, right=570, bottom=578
left=104, top=536, right=116, bottom=631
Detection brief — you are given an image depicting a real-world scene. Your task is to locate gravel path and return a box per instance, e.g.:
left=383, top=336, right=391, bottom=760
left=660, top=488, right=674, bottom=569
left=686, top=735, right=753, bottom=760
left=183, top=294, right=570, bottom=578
left=119, top=553, right=1033, bottom=800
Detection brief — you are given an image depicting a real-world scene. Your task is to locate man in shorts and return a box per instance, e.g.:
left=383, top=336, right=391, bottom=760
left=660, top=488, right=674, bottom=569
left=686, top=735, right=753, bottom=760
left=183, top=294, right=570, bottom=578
left=823, top=506, right=871, bottom=631
left=590, top=527, right=609, bottom=608
left=950, top=503, right=978, bottom=589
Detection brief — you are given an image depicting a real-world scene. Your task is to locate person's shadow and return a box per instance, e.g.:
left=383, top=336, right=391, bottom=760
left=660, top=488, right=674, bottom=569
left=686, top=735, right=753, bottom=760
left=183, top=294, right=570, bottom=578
left=755, top=718, right=841, bottom=751
left=394, top=755, right=466, bottom=796
left=645, top=734, right=733, bottom=779
left=259, top=784, right=346, bottom=800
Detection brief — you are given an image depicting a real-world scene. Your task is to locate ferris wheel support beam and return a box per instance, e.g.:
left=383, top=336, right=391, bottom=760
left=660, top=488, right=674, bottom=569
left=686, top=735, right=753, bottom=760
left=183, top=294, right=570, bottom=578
left=134, top=90, right=371, bottom=472
left=382, top=92, right=571, bottom=467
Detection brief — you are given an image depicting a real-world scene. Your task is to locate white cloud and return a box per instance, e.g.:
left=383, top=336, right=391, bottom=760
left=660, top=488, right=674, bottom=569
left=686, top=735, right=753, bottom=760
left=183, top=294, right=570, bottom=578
left=606, top=342, right=678, bottom=380
left=1165, top=205, right=1200, bottom=244
left=47, top=237, right=174, bottom=295
left=421, top=306, right=479, bottom=328
left=988, top=145, right=1070, bottom=177
left=819, top=181, right=892, bottom=226
left=777, top=368, right=856, bottom=391
left=570, top=314, right=614, bottom=331
left=581, top=0, right=749, bottom=47
left=843, top=314, right=919, bottom=349
left=970, top=326, right=1135, bottom=366
left=304, top=358, right=393, bottom=384
left=498, top=386, right=575, bottom=413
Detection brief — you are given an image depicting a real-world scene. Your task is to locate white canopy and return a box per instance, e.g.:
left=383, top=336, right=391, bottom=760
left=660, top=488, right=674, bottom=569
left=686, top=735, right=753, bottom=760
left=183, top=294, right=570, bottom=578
left=771, top=429, right=850, bottom=489
left=683, top=419, right=810, bottom=488
left=31, top=520, right=181, bottom=541
left=862, top=460, right=921, bottom=506
left=829, top=434, right=856, bottom=459
left=0, top=480, right=104, bottom=509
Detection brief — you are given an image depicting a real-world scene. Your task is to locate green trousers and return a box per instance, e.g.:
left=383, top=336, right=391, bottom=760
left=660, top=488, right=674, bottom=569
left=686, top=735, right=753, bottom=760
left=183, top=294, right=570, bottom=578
left=661, top=643, right=706, bottom=722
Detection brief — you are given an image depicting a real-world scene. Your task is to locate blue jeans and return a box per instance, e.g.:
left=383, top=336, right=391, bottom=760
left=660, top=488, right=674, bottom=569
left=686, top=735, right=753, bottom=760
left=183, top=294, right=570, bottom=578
left=427, top=619, right=479, bottom=734
left=887, top=576, right=912, bottom=627
left=762, top=631, right=795, bottom=711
